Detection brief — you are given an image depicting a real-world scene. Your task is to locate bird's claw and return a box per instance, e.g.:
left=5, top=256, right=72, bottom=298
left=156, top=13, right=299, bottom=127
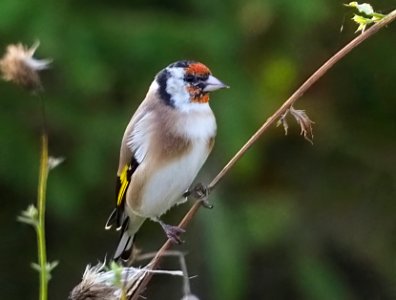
left=186, top=183, right=213, bottom=209
left=201, top=200, right=214, bottom=209
left=161, top=223, right=186, bottom=244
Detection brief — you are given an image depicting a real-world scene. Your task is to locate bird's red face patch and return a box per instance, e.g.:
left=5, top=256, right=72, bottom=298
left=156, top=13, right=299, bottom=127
left=186, top=63, right=211, bottom=77
left=185, top=62, right=211, bottom=103
left=187, top=86, right=210, bottom=103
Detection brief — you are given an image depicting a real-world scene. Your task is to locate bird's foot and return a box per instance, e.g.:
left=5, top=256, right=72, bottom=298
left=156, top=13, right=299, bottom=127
left=157, top=219, right=185, bottom=244
left=162, top=224, right=186, bottom=244
left=184, top=183, right=213, bottom=209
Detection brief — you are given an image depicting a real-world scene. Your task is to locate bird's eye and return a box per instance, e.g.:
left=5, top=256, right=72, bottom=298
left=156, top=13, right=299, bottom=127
left=185, top=74, right=195, bottom=83
left=196, top=75, right=208, bottom=81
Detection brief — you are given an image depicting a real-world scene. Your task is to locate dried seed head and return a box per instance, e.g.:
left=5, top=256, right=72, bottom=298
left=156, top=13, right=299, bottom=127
left=277, top=106, right=314, bottom=143
left=70, top=263, right=183, bottom=300
left=289, top=106, right=314, bottom=144
left=0, top=41, right=51, bottom=91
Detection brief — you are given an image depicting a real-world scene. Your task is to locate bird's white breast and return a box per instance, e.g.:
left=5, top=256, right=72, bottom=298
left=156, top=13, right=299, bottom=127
left=136, top=108, right=216, bottom=218
left=137, top=141, right=210, bottom=218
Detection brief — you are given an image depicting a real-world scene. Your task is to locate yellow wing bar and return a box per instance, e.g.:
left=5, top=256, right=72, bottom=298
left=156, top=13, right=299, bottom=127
left=117, top=165, right=130, bottom=206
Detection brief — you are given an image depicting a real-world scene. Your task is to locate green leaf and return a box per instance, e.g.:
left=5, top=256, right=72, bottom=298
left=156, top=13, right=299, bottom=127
left=345, top=2, right=386, bottom=32
left=345, top=2, right=374, bottom=15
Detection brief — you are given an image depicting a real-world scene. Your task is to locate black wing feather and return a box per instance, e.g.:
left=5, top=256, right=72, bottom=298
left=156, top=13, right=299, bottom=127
left=105, top=156, right=139, bottom=230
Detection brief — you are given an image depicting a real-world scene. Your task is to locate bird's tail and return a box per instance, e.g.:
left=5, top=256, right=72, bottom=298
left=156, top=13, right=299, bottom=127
left=113, top=215, right=146, bottom=261
left=114, top=218, right=134, bottom=261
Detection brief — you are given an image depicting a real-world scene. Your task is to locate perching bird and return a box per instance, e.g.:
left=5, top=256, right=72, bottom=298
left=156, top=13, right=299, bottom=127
left=105, top=60, right=228, bottom=260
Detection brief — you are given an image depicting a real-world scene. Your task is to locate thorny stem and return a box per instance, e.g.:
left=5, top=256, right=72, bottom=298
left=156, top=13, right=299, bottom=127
left=37, top=94, right=49, bottom=300
left=130, top=9, right=396, bottom=299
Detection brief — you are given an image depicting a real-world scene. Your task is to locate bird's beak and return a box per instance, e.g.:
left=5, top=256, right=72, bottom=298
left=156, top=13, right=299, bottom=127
left=203, top=75, right=229, bottom=92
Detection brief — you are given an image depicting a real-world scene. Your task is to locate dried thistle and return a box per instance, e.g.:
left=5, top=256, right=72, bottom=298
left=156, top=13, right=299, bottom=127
left=69, top=262, right=183, bottom=300
left=277, top=106, right=314, bottom=143
left=0, top=41, right=51, bottom=91
left=69, top=264, right=117, bottom=300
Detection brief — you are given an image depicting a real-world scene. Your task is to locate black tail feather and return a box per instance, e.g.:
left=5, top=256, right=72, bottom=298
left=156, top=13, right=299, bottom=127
left=113, top=218, right=135, bottom=261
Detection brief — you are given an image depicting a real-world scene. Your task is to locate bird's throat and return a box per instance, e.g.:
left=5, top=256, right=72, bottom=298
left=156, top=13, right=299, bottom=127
left=188, top=86, right=210, bottom=103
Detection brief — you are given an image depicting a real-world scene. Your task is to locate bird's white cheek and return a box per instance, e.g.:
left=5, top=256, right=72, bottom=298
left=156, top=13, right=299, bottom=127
left=166, top=77, right=190, bottom=107
left=165, top=67, right=190, bottom=107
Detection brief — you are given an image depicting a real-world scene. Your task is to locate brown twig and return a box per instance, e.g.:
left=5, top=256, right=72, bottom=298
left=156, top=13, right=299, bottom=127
left=130, top=9, right=396, bottom=299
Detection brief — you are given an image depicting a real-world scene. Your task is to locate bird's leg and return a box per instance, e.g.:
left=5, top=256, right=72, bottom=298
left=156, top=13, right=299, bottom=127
left=155, top=218, right=185, bottom=244
left=183, top=183, right=213, bottom=209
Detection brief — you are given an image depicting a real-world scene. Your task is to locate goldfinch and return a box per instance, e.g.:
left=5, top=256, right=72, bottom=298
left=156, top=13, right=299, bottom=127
left=105, top=60, right=228, bottom=260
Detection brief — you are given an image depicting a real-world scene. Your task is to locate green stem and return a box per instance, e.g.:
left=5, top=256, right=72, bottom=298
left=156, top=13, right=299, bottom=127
left=37, top=131, right=49, bottom=300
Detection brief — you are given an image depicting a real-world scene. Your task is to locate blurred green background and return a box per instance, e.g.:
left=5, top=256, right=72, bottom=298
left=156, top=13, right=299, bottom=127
left=1, top=0, right=395, bottom=299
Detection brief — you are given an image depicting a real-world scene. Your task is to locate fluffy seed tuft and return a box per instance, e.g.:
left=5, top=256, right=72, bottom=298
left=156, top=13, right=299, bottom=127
left=69, top=262, right=183, bottom=300
left=0, top=41, right=51, bottom=91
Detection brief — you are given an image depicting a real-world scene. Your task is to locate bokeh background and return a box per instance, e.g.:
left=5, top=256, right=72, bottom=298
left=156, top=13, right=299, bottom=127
left=1, top=0, right=395, bottom=299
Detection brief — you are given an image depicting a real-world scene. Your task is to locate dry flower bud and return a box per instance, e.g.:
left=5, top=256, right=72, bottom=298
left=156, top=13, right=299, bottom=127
left=277, top=106, right=314, bottom=143
left=289, top=106, right=314, bottom=144
left=0, top=41, right=51, bottom=91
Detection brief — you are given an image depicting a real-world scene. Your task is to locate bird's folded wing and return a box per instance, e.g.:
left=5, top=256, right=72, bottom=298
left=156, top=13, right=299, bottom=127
left=105, top=110, right=153, bottom=230
left=105, top=157, right=139, bottom=230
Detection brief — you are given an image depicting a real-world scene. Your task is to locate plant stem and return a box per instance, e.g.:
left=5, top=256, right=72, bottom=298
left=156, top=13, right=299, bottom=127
left=36, top=92, right=49, bottom=300
left=37, top=132, right=49, bottom=300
